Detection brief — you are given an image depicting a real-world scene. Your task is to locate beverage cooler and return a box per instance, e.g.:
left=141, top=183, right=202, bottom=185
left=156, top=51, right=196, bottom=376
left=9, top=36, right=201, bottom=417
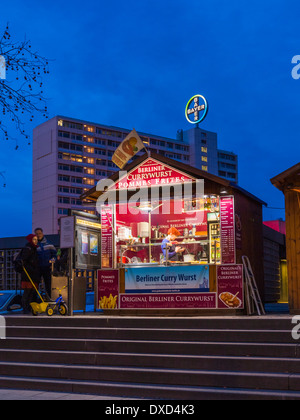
left=207, top=213, right=221, bottom=264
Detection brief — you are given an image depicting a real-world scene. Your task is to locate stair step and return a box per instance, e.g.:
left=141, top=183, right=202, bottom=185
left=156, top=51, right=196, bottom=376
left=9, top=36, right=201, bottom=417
left=1, top=337, right=298, bottom=358
left=0, top=375, right=299, bottom=400
left=5, top=326, right=296, bottom=343
left=0, top=349, right=300, bottom=373
left=1, top=361, right=300, bottom=391
left=5, top=316, right=295, bottom=331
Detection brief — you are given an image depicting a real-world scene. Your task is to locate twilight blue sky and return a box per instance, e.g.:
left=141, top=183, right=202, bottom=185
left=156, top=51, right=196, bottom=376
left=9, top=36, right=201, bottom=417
left=1, top=0, right=300, bottom=237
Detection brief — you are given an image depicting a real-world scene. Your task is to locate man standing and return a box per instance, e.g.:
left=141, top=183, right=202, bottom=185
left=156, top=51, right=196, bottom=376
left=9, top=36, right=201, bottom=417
left=34, top=228, right=57, bottom=299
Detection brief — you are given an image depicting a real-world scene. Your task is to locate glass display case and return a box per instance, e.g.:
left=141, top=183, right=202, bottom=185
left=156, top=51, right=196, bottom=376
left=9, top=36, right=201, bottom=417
left=114, top=195, right=221, bottom=267
left=116, top=238, right=210, bottom=267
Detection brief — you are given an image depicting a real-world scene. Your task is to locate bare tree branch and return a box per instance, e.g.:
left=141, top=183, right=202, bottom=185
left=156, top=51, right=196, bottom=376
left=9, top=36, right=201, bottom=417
left=0, top=23, right=51, bottom=148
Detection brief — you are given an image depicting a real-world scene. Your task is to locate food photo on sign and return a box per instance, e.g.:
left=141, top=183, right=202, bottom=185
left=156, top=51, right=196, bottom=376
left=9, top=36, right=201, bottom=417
left=112, top=128, right=146, bottom=169
left=217, top=265, right=244, bottom=309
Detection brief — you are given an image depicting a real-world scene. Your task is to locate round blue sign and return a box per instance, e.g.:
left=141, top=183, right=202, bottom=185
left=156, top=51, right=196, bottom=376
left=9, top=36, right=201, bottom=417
left=185, top=95, right=208, bottom=125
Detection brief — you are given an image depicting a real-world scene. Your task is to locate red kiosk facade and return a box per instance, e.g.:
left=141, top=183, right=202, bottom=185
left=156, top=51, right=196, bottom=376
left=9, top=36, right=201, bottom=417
left=81, top=153, right=265, bottom=315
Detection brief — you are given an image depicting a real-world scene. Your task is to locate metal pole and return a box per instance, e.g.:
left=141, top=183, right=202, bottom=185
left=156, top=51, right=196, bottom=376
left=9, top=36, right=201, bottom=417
left=148, top=211, right=152, bottom=262
left=68, top=248, right=74, bottom=316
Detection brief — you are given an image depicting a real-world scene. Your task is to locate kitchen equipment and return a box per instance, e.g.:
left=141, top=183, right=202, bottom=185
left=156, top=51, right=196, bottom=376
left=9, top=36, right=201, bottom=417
left=184, top=254, right=195, bottom=262
left=153, top=227, right=159, bottom=239
left=118, top=226, right=132, bottom=240
left=137, top=222, right=149, bottom=238
left=208, top=220, right=221, bottom=264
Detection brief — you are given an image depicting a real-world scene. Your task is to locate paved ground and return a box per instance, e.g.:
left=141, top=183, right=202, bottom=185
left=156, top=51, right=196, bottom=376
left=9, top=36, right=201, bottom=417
left=0, top=388, right=138, bottom=400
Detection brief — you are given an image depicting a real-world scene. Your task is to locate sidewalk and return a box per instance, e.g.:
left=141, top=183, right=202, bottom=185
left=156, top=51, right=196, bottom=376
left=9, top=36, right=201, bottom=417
left=0, top=388, right=138, bottom=400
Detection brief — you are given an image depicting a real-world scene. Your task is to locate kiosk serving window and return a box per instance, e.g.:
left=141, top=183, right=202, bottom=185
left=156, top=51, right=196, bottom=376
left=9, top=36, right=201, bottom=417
left=114, top=195, right=221, bottom=267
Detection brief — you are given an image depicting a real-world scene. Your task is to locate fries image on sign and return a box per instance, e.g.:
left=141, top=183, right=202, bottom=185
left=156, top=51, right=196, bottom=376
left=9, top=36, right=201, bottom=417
left=99, top=294, right=118, bottom=309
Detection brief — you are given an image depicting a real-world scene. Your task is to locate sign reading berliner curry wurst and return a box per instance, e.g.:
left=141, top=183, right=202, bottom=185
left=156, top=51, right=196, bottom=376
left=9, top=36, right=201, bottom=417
left=120, top=292, right=217, bottom=309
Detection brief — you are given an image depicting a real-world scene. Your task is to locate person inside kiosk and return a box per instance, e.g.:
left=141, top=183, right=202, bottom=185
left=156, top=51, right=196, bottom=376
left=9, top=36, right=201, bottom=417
left=161, top=227, right=185, bottom=262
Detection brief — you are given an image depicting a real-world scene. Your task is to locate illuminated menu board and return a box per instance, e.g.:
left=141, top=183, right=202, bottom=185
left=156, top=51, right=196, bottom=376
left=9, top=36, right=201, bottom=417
left=101, top=205, right=113, bottom=268
left=220, top=196, right=236, bottom=264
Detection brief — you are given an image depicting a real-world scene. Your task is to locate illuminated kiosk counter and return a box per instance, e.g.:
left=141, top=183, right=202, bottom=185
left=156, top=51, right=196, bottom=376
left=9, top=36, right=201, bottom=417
left=81, top=152, right=266, bottom=316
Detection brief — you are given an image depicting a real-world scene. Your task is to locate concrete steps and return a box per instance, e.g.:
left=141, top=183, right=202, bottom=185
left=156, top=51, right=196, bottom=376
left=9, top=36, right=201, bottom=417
left=0, top=316, right=300, bottom=400
left=5, top=326, right=296, bottom=343
left=1, top=349, right=300, bottom=373
left=4, top=316, right=294, bottom=329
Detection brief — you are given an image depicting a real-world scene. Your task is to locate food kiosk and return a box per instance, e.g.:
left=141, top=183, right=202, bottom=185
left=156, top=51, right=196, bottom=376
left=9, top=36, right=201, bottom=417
left=81, top=152, right=265, bottom=315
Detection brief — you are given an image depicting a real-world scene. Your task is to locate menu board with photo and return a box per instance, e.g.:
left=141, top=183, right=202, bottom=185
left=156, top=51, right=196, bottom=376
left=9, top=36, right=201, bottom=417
left=98, top=269, right=119, bottom=310
left=217, top=265, right=244, bottom=309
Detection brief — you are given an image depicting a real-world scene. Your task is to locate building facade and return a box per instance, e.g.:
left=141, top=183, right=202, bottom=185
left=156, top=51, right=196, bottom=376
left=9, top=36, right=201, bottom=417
left=33, top=116, right=238, bottom=234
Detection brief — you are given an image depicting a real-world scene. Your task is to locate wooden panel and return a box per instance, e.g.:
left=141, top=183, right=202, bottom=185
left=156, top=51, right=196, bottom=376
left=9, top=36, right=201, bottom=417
left=263, top=238, right=281, bottom=303
left=209, top=265, right=217, bottom=292
left=119, top=268, right=125, bottom=294
left=285, top=191, right=294, bottom=310
left=296, top=191, right=300, bottom=311
left=234, top=190, right=264, bottom=301
left=285, top=191, right=300, bottom=312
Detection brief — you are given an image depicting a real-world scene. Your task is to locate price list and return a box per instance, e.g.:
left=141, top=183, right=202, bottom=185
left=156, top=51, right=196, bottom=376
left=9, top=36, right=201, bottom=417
left=220, top=196, right=236, bottom=264
left=101, top=206, right=113, bottom=268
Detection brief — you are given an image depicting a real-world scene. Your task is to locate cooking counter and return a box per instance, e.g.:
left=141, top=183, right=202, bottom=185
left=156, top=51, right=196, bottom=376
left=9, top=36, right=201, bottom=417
left=122, top=261, right=209, bottom=267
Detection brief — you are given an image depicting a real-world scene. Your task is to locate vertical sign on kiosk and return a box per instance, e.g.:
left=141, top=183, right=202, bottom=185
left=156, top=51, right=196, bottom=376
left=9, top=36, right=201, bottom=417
left=98, top=270, right=119, bottom=310
left=217, top=265, right=244, bottom=309
left=220, top=196, right=236, bottom=264
left=101, top=205, right=114, bottom=268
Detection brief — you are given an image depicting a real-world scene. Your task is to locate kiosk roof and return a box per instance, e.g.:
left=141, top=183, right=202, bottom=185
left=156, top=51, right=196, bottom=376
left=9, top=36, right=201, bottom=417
left=80, top=152, right=266, bottom=206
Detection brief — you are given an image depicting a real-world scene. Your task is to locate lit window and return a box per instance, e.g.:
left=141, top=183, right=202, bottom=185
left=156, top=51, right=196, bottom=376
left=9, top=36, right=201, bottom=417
left=202, top=156, right=208, bottom=162
left=85, top=168, right=95, bottom=175
left=202, top=166, right=208, bottom=172
left=201, top=147, right=207, bottom=153
left=58, top=119, right=63, bottom=127
left=84, top=178, right=94, bottom=185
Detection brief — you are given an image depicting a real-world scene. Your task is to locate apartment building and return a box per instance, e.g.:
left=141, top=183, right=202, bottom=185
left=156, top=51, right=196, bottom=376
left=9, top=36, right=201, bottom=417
left=33, top=116, right=238, bottom=234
